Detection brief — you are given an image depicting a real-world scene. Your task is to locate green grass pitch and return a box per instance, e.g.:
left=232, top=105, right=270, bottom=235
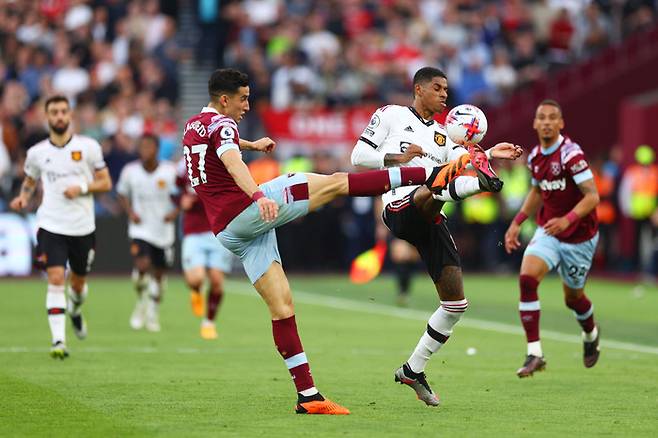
left=1, top=274, right=657, bottom=437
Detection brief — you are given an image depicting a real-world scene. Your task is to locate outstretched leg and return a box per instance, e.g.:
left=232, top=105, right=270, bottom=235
left=306, top=155, right=472, bottom=211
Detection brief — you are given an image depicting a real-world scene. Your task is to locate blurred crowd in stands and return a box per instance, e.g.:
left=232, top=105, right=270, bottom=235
left=0, top=0, right=656, bottom=277
left=217, top=0, right=657, bottom=109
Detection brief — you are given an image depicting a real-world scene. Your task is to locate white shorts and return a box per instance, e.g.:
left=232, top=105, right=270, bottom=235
left=524, top=227, right=599, bottom=289
left=182, top=232, right=234, bottom=273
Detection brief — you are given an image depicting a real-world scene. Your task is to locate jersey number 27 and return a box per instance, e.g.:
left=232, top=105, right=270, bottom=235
left=183, top=144, right=208, bottom=187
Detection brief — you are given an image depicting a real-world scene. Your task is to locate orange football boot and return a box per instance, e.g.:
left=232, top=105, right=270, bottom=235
left=190, top=291, right=204, bottom=317
left=295, top=398, right=350, bottom=415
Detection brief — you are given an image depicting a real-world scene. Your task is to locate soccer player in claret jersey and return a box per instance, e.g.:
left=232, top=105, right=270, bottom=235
left=117, top=134, right=178, bottom=332
left=182, top=68, right=479, bottom=415
left=351, top=66, right=523, bottom=406
left=505, top=99, right=601, bottom=377
left=10, top=95, right=112, bottom=359
left=176, top=159, right=236, bottom=339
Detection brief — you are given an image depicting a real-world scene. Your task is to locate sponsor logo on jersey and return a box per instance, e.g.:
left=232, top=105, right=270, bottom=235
left=368, top=114, right=380, bottom=128
left=71, top=151, right=82, bottom=161
left=434, top=132, right=446, bottom=146
left=157, top=179, right=166, bottom=189
left=404, top=126, right=414, bottom=132
left=364, top=128, right=375, bottom=137
left=550, top=162, right=561, bottom=175
left=570, top=159, right=588, bottom=173
left=538, top=178, right=566, bottom=191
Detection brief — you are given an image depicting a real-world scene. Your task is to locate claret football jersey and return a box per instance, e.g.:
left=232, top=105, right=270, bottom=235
left=527, top=135, right=598, bottom=243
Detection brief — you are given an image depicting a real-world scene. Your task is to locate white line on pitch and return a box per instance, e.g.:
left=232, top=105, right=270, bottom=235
left=226, top=281, right=658, bottom=356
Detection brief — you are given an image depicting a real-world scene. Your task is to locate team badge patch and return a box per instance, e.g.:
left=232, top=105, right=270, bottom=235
left=550, top=162, right=561, bottom=175
left=71, top=151, right=82, bottom=161
left=157, top=179, right=166, bottom=189
left=434, top=132, right=446, bottom=146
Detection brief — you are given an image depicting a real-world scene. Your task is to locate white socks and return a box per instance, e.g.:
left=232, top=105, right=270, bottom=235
left=407, top=299, right=468, bottom=373
left=527, top=341, right=543, bottom=357
left=433, top=176, right=482, bottom=202
left=132, top=269, right=150, bottom=295
left=46, top=284, right=66, bottom=345
left=67, top=284, right=88, bottom=316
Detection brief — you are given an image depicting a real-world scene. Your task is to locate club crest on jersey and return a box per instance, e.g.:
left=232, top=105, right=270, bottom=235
left=157, top=179, right=166, bottom=189
left=434, top=132, right=446, bottom=146
left=71, top=151, right=82, bottom=161
left=550, top=162, right=561, bottom=175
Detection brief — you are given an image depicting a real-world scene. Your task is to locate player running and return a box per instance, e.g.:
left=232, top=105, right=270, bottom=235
left=505, top=99, right=601, bottom=377
left=117, top=134, right=178, bottom=332
left=10, top=95, right=112, bottom=359
left=183, top=68, right=477, bottom=415
left=351, top=66, right=523, bottom=406
left=176, top=159, right=235, bottom=339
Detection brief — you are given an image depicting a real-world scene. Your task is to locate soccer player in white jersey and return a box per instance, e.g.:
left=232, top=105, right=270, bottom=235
left=351, top=67, right=523, bottom=406
left=10, top=95, right=112, bottom=359
left=116, top=134, right=178, bottom=332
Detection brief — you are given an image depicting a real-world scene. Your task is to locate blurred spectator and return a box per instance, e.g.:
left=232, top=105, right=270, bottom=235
left=618, top=145, right=658, bottom=274
left=0, top=0, right=181, bottom=217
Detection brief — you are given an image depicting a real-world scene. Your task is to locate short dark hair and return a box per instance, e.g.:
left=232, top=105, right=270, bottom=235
left=140, top=133, right=160, bottom=148
left=413, top=67, right=447, bottom=87
left=208, top=68, right=249, bottom=100
left=538, top=99, right=562, bottom=112
left=44, top=95, right=69, bottom=111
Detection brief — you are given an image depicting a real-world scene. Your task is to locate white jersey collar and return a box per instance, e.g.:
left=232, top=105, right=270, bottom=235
left=201, top=106, right=219, bottom=114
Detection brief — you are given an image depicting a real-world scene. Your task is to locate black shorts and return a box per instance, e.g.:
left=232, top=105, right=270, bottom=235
left=383, top=192, right=460, bottom=283
left=130, top=239, right=173, bottom=269
left=36, top=229, right=96, bottom=275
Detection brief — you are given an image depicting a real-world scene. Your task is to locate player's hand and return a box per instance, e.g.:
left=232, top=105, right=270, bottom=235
left=401, top=144, right=424, bottom=163
left=163, top=211, right=178, bottom=223
left=9, top=196, right=28, bottom=211
left=129, top=212, right=142, bottom=224
left=257, top=197, right=278, bottom=222
left=490, top=143, right=523, bottom=160
left=543, top=216, right=570, bottom=236
left=252, top=137, right=276, bottom=153
left=180, top=194, right=196, bottom=211
left=504, top=223, right=522, bottom=254
left=64, top=185, right=83, bottom=199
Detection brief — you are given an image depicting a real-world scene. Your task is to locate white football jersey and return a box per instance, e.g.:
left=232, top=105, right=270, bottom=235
left=24, top=135, right=106, bottom=236
left=116, top=160, right=178, bottom=248
left=358, top=105, right=468, bottom=205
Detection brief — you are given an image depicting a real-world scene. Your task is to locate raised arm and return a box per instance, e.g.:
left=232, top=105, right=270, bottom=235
left=239, top=137, right=276, bottom=153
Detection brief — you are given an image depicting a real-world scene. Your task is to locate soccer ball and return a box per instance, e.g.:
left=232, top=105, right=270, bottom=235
left=445, top=104, right=488, bottom=146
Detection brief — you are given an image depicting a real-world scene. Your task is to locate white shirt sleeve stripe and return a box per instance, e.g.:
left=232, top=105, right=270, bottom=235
left=216, top=143, right=240, bottom=159
left=573, top=169, right=593, bottom=185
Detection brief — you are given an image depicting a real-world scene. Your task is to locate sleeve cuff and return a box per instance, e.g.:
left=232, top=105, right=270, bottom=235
left=573, top=169, right=593, bottom=184
left=216, top=143, right=240, bottom=159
